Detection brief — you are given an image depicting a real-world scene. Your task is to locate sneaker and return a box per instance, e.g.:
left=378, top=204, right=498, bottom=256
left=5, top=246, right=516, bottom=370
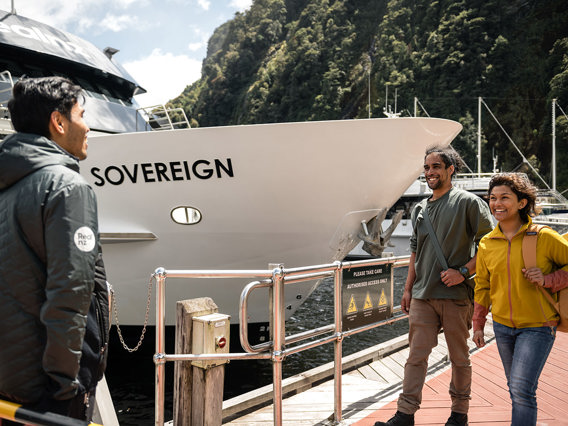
left=374, top=410, right=415, bottom=426
left=445, top=411, right=468, bottom=426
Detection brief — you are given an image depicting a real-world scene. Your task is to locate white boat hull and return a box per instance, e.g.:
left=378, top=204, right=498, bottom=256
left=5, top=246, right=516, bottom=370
left=82, top=117, right=462, bottom=325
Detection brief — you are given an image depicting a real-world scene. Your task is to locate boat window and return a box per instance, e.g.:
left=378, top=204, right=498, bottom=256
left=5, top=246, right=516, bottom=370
left=76, top=77, right=96, bottom=92
left=106, top=95, right=124, bottom=105
left=0, top=58, right=134, bottom=105
left=76, top=78, right=117, bottom=103
left=86, top=89, right=107, bottom=101
left=171, top=206, right=202, bottom=225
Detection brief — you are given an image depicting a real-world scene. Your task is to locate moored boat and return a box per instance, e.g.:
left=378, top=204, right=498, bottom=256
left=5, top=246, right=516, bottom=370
left=82, top=117, right=462, bottom=329
left=0, top=9, right=463, bottom=338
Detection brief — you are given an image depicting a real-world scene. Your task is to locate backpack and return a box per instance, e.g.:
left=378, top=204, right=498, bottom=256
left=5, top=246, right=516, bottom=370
left=522, top=224, right=568, bottom=332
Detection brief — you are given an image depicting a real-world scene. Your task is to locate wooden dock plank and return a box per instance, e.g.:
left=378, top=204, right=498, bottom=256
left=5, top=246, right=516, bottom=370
left=357, top=364, right=387, bottom=384
left=368, top=359, right=400, bottom=383
left=378, top=355, right=405, bottom=381
left=354, top=330, right=568, bottom=426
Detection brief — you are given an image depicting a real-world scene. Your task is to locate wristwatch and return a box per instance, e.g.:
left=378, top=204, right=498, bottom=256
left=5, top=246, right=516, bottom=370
left=459, top=266, right=470, bottom=278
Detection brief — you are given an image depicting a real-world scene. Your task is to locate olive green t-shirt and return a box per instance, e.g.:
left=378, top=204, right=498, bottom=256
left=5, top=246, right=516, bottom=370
left=409, top=187, right=493, bottom=300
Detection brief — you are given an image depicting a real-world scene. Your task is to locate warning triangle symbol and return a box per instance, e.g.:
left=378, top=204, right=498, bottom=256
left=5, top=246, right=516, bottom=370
left=347, top=295, right=358, bottom=313
left=378, top=289, right=388, bottom=306
left=364, top=292, right=373, bottom=310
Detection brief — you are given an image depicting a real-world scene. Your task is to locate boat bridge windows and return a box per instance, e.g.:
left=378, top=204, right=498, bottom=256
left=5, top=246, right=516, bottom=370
left=75, top=76, right=132, bottom=106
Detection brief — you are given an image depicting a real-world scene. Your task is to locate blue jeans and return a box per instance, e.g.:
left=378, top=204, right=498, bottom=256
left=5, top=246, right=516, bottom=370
left=493, top=321, right=555, bottom=426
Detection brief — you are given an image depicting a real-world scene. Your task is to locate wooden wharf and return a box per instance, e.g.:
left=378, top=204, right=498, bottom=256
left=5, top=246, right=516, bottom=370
left=223, top=318, right=568, bottom=425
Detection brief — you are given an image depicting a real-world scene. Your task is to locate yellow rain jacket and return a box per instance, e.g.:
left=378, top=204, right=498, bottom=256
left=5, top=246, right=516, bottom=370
left=475, top=218, right=568, bottom=329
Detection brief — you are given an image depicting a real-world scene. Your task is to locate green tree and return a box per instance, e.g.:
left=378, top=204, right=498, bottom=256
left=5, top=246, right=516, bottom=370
left=168, top=0, right=568, bottom=191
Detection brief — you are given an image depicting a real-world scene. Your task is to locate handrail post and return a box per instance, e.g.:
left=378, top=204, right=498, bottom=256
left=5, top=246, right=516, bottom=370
left=154, top=268, right=166, bottom=426
left=271, top=265, right=285, bottom=426
left=333, top=261, right=343, bottom=423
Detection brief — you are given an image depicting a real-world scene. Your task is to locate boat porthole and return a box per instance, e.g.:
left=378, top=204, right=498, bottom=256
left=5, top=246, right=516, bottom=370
left=170, top=206, right=202, bottom=225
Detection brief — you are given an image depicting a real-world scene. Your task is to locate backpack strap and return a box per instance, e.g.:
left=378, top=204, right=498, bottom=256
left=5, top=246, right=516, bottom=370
left=522, top=224, right=560, bottom=314
left=521, top=224, right=542, bottom=269
left=421, top=206, right=449, bottom=270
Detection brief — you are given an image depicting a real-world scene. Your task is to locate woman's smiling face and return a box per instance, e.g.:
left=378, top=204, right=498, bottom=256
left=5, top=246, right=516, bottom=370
left=489, top=184, right=527, bottom=223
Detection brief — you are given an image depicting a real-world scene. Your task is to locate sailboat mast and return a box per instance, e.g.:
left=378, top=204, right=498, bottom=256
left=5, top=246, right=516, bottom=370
left=478, top=97, right=482, bottom=177
left=552, top=98, right=557, bottom=191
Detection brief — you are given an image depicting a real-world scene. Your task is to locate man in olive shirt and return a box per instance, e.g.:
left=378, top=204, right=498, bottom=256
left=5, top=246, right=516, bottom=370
left=375, top=146, right=493, bottom=426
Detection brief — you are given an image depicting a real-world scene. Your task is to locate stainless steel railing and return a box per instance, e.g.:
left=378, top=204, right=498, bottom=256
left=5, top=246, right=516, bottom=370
left=152, top=255, right=410, bottom=426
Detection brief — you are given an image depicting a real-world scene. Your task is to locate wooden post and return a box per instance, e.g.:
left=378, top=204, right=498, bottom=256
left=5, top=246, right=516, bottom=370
left=191, top=366, right=225, bottom=425
left=174, top=297, right=218, bottom=426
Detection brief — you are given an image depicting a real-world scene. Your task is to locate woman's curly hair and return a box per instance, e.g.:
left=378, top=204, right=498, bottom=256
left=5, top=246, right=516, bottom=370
left=488, top=173, right=540, bottom=222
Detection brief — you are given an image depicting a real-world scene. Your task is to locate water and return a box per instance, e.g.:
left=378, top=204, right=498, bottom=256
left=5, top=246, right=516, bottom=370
left=104, top=267, right=409, bottom=425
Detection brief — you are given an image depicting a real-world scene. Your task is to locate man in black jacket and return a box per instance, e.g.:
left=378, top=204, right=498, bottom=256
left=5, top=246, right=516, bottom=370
left=0, top=77, right=109, bottom=423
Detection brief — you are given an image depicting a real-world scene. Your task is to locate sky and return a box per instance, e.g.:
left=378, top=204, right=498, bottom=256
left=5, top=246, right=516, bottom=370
left=1, top=0, right=253, bottom=106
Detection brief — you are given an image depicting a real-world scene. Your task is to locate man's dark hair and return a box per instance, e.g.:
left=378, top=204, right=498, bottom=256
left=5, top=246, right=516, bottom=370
left=425, top=146, right=464, bottom=179
left=8, top=76, right=84, bottom=138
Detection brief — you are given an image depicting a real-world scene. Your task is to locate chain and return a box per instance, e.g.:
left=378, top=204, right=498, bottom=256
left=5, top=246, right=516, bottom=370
left=112, top=273, right=154, bottom=352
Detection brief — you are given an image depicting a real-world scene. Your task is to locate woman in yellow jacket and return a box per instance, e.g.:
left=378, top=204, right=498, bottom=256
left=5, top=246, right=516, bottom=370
left=473, top=173, right=568, bottom=426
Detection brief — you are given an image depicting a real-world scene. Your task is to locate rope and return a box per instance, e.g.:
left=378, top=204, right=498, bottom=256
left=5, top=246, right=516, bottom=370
left=480, top=98, right=550, bottom=189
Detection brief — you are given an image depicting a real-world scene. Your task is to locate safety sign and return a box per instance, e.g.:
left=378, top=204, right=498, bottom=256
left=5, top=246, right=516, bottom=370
left=342, top=263, right=393, bottom=331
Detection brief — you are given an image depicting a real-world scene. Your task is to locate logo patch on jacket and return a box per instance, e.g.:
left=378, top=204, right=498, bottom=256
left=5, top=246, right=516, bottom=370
left=74, top=226, right=96, bottom=252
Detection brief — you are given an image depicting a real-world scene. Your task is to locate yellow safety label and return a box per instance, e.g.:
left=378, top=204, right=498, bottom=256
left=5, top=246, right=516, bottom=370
left=378, top=289, right=388, bottom=306
left=363, top=292, right=373, bottom=310
left=347, top=295, right=358, bottom=313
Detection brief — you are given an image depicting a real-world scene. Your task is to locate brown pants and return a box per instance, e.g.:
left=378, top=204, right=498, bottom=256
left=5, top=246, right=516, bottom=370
left=397, top=298, right=473, bottom=415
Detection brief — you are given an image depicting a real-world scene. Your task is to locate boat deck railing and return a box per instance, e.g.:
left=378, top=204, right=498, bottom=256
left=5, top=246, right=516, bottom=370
left=537, top=188, right=568, bottom=209
left=151, top=255, right=411, bottom=426
left=0, top=70, right=14, bottom=102
left=136, top=104, right=190, bottom=131
left=0, top=70, right=15, bottom=136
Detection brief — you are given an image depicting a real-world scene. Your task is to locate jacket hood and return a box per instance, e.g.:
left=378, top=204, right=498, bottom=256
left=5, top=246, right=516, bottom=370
left=0, top=133, right=79, bottom=190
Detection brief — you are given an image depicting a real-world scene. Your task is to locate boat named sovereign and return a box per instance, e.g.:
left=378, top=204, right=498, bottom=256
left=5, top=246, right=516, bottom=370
left=90, top=158, right=234, bottom=186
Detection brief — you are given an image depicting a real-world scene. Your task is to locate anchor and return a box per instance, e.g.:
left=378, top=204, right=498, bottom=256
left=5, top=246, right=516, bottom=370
left=358, top=208, right=404, bottom=257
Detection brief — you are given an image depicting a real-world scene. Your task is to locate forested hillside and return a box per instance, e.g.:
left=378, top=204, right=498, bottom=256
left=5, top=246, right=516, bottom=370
left=170, top=0, right=568, bottom=192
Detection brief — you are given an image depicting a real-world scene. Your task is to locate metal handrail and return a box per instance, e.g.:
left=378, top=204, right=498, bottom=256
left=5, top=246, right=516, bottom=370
left=0, top=70, right=15, bottom=136
left=0, top=70, right=14, bottom=102
left=239, top=279, right=273, bottom=353
left=135, top=104, right=190, bottom=131
left=152, top=255, right=411, bottom=426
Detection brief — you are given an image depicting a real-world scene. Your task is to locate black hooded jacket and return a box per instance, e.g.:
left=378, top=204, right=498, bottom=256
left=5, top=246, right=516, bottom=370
left=0, top=132, right=109, bottom=405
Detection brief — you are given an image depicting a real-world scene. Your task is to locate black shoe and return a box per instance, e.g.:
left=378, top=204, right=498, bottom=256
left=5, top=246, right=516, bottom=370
left=445, top=411, right=468, bottom=426
left=374, top=410, right=415, bottom=426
